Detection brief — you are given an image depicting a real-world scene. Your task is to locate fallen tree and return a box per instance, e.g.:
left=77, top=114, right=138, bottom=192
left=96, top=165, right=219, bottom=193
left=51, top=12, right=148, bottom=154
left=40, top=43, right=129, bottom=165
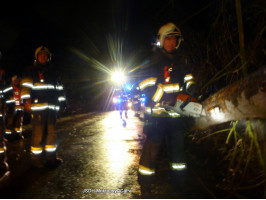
left=186, top=66, right=266, bottom=198
left=194, top=66, right=266, bottom=130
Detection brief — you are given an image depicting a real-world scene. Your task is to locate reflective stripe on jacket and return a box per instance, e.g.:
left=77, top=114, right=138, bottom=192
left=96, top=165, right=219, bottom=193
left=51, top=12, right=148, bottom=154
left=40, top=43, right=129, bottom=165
left=21, top=63, right=66, bottom=111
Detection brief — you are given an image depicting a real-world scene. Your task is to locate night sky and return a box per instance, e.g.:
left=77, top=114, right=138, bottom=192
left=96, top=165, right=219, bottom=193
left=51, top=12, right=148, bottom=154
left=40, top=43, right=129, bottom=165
left=0, top=0, right=212, bottom=74
left=0, top=0, right=215, bottom=110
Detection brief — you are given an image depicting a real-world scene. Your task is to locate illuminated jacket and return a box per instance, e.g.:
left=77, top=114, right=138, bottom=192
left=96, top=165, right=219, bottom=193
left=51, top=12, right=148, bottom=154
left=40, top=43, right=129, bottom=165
left=4, top=80, right=24, bottom=111
left=138, top=50, right=196, bottom=117
left=20, top=62, right=66, bottom=112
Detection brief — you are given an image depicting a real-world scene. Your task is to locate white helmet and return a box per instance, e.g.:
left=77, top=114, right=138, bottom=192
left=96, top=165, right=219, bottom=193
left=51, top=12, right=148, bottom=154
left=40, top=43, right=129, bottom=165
left=157, top=22, right=183, bottom=49
left=35, top=45, right=52, bottom=61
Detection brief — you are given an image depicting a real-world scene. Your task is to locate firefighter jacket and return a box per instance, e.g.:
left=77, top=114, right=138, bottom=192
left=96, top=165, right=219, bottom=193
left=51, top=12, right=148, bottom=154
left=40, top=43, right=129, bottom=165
left=20, top=63, right=66, bottom=112
left=138, top=49, right=197, bottom=118
left=4, top=79, right=24, bottom=112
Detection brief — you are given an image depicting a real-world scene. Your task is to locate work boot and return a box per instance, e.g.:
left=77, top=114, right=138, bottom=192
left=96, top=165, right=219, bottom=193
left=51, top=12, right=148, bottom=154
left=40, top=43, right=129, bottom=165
left=45, top=152, right=63, bottom=168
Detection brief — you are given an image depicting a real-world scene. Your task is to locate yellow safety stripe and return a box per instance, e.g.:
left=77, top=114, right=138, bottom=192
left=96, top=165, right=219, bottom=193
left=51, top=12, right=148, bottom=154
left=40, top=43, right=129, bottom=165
left=139, top=77, right=157, bottom=91
left=14, top=127, right=22, bottom=133
left=21, top=77, right=33, bottom=88
left=163, top=83, right=180, bottom=93
left=31, top=103, right=60, bottom=111
left=145, top=106, right=180, bottom=118
left=56, top=85, right=64, bottom=90
left=152, top=106, right=167, bottom=115
left=152, top=108, right=180, bottom=118
left=5, top=129, right=12, bottom=134
left=138, top=164, right=155, bottom=175
left=152, top=82, right=181, bottom=103
left=3, top=86, right=13, bottom=93
left=152, top=84, right=164, bottom=102
left=186, top=80, right=195, bottom=90
left=184, top=73, right=195, bottom=91
left=184, top=74, right=194, bottom=82
left=33, top=82, right=55, bottom=90
left=45, top=145, right=57, bottom=152
left=171, top=162, right=187, bottom=171
left=58, top=96, right=66, bottom=102
left=31, top=146, right=43, bottom=154
left=6, top=99, right=15, bottom=104
left=0, top=146, right=6, bottom=154
left=21, top=87, right=31, bottom=99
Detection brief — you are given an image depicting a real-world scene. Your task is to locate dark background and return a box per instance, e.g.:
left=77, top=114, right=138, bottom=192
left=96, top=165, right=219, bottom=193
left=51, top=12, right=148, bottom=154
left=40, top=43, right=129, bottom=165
left=0, top=0, right=212, bottom=71
left=0, top=0, right=264, bottom=112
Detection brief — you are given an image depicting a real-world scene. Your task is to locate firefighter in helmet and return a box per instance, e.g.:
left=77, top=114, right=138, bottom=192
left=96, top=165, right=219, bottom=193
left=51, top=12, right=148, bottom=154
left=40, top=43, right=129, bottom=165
left=21, top=45, right=66, bottom=168
left=137, top=22, right=198, bottom=196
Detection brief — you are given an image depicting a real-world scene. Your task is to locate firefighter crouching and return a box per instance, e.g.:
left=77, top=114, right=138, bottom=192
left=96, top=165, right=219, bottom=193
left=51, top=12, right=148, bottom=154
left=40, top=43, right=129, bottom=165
left=21, top=46, right=66, bottom=168
left=137, top=22, right=198, bottom=195
left=0, top=67, right=10, bottom=180
left=5, top=75, right=24, bottom=141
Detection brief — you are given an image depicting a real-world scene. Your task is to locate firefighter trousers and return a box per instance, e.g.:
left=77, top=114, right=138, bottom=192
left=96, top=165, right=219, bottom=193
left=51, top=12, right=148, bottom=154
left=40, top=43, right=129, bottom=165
left=6, top=106, right=24, bottom=133
left=138, top=116, right=193, bottom=186
left=31, top=110, right=57, bottom=154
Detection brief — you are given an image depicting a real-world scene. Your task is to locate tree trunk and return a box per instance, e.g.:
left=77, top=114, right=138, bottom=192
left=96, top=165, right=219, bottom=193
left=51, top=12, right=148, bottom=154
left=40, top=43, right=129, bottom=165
left=235, top=0, right=247, bottom=76
left=193, top=67, right=266, bottom=130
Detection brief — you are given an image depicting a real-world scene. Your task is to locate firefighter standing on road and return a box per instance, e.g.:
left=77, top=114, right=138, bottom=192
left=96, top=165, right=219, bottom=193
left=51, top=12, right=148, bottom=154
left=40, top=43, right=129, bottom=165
left=137, top=22, right=198, bottom=195
left=21, top=46, right=66, bottom=168
left=118, top=90, right=129, bottom=119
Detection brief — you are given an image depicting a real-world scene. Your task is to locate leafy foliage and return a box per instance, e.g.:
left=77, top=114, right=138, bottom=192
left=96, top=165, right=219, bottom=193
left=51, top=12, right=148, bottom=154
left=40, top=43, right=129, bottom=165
left=187, top=119, right=266, bottom=198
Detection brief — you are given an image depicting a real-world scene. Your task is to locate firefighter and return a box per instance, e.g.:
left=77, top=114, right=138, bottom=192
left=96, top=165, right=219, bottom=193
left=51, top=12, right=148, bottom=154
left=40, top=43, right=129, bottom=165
left=132, top=85, right=141, bottom=117
left=137, top=22, right=198, bottom=195
left=21, top=45, right=66, bottom=168
left=5, top=75, right=24, bottom=141
left=0, top=64, right=10, bottom=180
left=118, top=90, right=129, bottom=119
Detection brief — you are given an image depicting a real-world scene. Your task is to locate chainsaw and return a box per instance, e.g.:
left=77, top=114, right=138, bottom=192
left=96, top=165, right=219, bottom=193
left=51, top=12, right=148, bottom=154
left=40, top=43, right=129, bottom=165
left=162, top=93, right=206, bottom=117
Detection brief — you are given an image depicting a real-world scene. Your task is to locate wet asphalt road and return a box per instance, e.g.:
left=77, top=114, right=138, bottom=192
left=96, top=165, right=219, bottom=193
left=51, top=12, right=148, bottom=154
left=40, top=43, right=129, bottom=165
left=0, top=111, right=145, bottom=199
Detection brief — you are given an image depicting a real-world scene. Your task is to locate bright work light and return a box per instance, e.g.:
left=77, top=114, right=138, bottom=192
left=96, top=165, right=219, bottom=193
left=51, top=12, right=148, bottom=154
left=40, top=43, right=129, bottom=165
left=111, top=71, right=126, bottom=85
